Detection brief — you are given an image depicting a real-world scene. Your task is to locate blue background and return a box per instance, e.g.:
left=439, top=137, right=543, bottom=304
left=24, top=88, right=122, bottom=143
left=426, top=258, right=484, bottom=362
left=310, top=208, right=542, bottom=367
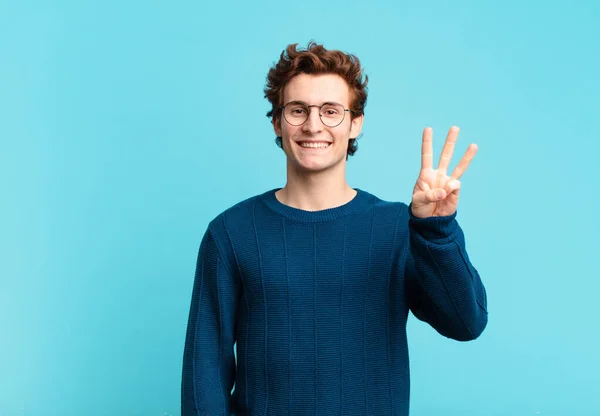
left=1, top=1, right=599, bottom=415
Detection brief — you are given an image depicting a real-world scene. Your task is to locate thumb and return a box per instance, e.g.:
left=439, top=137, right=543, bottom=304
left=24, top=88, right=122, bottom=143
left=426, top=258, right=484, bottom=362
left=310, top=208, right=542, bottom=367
left=413, top=189, right=446, bottom=206
left=428, top=188, right=446, bottom=202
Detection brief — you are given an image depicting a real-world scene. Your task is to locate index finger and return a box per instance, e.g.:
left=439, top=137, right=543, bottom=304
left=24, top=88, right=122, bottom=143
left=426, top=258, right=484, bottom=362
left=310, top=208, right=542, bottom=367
left=421, top=127, right=433, bottom=170
left=450, top=143, right=478, bottom=179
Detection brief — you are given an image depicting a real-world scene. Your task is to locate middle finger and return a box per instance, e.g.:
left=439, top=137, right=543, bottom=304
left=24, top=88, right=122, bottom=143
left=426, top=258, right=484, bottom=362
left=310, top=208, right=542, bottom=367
left=437, top=126, right=460, bottom=173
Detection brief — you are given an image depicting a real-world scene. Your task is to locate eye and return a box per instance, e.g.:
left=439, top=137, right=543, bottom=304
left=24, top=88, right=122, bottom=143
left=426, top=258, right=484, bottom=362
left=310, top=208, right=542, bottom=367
left=290, top=107, right=307, bottom=115
left=322, top=105, right=340, bottom=115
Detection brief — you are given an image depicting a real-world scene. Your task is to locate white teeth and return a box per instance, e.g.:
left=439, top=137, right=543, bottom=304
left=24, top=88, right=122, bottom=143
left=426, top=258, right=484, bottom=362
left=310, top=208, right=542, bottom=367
left=300, top=142, right=330, bottom=148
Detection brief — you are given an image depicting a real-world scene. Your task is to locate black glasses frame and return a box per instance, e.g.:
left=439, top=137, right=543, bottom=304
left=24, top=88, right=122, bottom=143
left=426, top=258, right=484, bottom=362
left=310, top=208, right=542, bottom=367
left=279, top=101, right=354, bottom=127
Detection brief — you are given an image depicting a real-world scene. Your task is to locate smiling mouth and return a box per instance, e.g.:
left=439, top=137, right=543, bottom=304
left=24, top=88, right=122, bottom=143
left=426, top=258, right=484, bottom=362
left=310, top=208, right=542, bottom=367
left=297, top=141, right=331, bottom=149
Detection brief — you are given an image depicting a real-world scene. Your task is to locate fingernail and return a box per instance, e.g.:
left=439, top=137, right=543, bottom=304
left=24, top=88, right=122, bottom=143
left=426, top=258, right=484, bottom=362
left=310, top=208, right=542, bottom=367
left=437, top=190, right=444, bottom=199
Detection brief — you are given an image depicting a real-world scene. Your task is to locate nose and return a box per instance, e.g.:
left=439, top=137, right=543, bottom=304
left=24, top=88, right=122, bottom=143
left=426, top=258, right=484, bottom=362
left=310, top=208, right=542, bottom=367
left=302, top=107, right=323, bottom=134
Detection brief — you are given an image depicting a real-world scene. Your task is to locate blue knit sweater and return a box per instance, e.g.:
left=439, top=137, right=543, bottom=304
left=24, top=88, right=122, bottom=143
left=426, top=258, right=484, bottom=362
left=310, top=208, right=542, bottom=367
left=181, top=188, right=488, bottom=416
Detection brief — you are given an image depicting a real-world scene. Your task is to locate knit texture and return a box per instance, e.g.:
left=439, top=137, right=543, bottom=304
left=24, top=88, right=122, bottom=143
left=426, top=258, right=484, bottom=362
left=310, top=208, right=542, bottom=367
left=181, top=188, right=488, bottom=416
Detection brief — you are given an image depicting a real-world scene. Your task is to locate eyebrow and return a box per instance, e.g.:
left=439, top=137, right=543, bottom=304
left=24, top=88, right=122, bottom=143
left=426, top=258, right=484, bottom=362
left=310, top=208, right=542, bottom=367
left=284, top=100, right=343, bottom=106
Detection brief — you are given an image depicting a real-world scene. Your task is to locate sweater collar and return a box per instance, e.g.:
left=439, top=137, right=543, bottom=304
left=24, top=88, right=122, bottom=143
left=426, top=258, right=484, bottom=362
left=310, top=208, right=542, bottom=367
left=261, top=187, right=372, bottom=223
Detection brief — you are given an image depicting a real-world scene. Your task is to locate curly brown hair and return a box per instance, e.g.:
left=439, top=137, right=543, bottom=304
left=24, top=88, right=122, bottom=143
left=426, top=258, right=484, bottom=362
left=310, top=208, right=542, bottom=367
left=264, top=41, right=369, bottom=158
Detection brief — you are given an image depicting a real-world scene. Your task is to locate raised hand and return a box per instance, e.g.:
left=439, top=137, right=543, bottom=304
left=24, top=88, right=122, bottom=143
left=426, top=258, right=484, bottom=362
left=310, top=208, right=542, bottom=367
left=411, top=126, right=478, bottom=219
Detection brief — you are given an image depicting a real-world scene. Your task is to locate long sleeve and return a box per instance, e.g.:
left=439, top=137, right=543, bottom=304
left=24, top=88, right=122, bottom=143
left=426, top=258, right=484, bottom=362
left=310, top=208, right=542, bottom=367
left=181, top=225, right=241, bottom=416
left=404, top=204, right=488, bottom=341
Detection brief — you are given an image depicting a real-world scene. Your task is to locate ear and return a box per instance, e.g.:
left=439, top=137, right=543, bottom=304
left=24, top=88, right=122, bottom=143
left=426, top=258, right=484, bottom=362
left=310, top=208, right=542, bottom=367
left=272, top=117, right=282, bottom=137
left=349, top=114, right=364, bottom=138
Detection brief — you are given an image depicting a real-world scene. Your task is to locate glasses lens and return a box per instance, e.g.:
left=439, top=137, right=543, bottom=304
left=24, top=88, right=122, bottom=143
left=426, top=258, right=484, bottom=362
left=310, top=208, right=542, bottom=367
left=320, top=103, right=345, bottom=127
left=284, top=103, right=309, bottom=126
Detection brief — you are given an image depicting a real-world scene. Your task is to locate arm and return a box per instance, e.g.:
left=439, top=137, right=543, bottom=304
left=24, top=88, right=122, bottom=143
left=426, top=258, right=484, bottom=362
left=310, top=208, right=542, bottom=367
left=181, top=225, right=240, bottom=415
left=405, top=204, right=488, bottom=341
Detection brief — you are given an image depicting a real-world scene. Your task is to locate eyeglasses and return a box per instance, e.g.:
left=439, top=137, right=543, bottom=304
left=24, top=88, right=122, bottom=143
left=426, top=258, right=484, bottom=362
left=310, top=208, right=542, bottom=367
left=279, top=101, right=353, bottom=127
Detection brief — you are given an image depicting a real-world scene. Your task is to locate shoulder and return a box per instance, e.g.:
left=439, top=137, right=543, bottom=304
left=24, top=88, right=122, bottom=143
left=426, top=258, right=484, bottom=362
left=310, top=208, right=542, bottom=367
left=201, top=189, right=273, bottom=256
left=360, top=188, right=410, bottom=217
left=208, top=189, right=272, bottom=230
left=355, top=189, right=414, bottom=249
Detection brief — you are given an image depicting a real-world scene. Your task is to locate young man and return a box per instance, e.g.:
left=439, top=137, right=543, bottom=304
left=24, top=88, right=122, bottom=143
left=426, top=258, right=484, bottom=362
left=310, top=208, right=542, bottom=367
left=181, top=42, right=488, bottom=416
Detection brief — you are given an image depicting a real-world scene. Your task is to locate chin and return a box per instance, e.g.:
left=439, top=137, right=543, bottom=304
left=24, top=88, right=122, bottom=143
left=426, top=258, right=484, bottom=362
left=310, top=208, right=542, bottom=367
left=293, top=156, right=346, bottom=173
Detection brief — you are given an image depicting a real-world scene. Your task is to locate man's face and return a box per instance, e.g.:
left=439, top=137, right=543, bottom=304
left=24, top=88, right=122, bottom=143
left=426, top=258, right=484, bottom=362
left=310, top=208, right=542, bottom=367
left=274, top=73, right=363, bottom=174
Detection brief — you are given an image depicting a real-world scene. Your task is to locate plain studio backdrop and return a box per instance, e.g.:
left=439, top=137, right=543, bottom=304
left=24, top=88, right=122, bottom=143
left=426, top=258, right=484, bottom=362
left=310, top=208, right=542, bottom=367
left=1, top=1, right=599, bottom=415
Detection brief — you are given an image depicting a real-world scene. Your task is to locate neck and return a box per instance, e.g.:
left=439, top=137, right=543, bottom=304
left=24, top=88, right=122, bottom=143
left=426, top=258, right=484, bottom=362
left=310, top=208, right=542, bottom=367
left=276, top=164, right=356, bottom=211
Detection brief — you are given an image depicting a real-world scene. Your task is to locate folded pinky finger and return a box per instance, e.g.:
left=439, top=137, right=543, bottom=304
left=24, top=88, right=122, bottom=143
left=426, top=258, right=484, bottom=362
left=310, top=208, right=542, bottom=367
left=444, top=179, right=461, bottom=195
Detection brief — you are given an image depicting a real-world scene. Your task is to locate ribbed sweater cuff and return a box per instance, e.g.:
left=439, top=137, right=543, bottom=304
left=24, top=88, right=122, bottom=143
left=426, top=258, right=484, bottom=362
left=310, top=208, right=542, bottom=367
left=408, top=202, right=458, bottom=242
